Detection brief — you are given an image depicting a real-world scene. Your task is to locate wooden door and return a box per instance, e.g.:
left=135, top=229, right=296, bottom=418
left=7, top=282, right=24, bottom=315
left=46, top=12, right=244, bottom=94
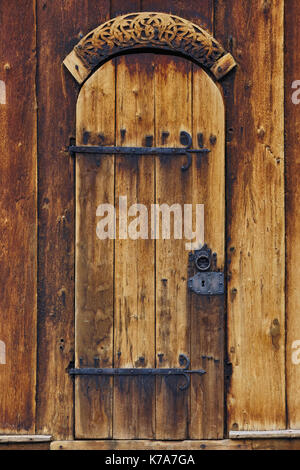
left=74, top=53, right=225, bottom=440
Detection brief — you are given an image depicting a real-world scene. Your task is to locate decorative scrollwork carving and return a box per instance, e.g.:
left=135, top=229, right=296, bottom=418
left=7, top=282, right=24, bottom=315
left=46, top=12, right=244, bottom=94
left=64, top=12, right=236, bottom=83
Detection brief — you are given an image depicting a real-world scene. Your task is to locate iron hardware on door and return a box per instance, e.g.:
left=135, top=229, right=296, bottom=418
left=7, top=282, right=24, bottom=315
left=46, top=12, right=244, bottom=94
left=69, top=354, right=205, bottom=391
left=69, top=131, right=210, bottom=171
left=188, top=244, right=225, bottom=295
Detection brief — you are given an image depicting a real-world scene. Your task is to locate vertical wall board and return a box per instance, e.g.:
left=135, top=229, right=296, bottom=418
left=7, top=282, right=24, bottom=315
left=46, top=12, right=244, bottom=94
left=0, top=0, right=37, bottom=433
left=111, top=0, right=141, bottom=16
left=113, top=54, right=156, bottom=439
left=141, top=1, right=221, bottom=440
left=154, top=56, right=193, bottom=440
left=75, top=61, right=116, bottom=439
left=141, top=1, right=223, bottom=440
left=285, top=0, right=300, bottom=429
left=190, top=71, right=225, bottom=439
left=141, top=0, right=213, bottom=34
left=36, top=0, right=110, bottom=439
left=215, top=0, right=286, bottom=430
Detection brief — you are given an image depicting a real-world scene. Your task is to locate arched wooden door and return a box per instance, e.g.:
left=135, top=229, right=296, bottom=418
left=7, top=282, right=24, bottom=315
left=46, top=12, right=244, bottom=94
left=74, top=52, right=225, bottom=441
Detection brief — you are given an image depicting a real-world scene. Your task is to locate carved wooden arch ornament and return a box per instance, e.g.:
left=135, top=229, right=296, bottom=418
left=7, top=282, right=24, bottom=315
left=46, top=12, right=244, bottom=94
left=63, top=12, right=236, bottom=83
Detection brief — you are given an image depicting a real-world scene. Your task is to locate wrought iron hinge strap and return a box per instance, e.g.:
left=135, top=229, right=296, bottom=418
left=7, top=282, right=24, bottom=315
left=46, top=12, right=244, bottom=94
left=69, top=354, right=205, bottom=391
left=68, top=145, right=210, bottom=155
left=68, top=132, right=210, bottom=171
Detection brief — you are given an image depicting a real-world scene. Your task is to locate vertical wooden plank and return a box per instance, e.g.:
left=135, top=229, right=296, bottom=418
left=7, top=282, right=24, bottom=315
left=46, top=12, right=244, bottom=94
left=36, top=0, right=110, bottom=439
left=285, top=0, right=300, bottom=430
left=215, top=0, right=285, bottom=430
left=0, top=0, right=37, bottom=433
left=113, top=54, right=155, bottom=439
left=111, top=0, right=151, bottom=441
left=111, top=0, right=140, bottom=17
left=154, top=55, right=192, bottom=440
left=143, top=0, right=221, bottom=441
left=75, top=0, right=141, bottom=438
left=75, top=61, right=115, bottom=438
left=190, top=67, right=225, bottom=439
left=141, top=0, right=213, bottom=34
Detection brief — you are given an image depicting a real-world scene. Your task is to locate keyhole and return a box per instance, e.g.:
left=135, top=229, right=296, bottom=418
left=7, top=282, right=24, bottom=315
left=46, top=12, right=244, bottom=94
left=202, top=280, right=205, bottom=287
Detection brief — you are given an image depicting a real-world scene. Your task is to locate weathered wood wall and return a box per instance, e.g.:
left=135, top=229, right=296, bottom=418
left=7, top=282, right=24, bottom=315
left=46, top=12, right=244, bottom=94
left=0, top=0, right=37, bottom=433
left=36, top=0, right=110, bottom=440
left=216, top=0, right=286, bottom=431
left=285, top=0, right=300, bottom=430
left=0, top=0, right=299, bottom=442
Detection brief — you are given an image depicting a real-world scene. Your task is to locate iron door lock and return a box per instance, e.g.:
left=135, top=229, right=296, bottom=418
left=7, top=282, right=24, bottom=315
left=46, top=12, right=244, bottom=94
left=188, top=244, right=224, bottom=295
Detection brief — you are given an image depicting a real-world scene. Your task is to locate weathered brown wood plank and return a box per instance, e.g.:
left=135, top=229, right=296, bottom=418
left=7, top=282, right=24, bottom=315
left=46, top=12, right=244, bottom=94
left=36, top=0, right=110, bottom=439
left=75, top=61, right=115, bottom=438
left=250, top=439, right=300, bottom=451
left=141, top=0, right=213, bottom=34
left=0, top=0, right=37, bottom=433
left=49, top=438, right=300, bottom=451
left=215, top=0, right=285, bottom=430
left=190, top=68, right=225, bottom=439
left=230, top=430, right=300, bottom=439
left=0, top=435, right=51, bottom=443
left=111, top=0, right=141, bottom=17
left=143, top=0, right=225, bottom=441
left=154, top=55, right=192, bottom=440
left=0, top=443, right=50, bottom=451
left=51, top=439, right=251, bottom=450
left=113, top=54, right=156, bottom=439
left=51, top=438, right=300, bottom=451
left=285, top=0, right=300, bottom=430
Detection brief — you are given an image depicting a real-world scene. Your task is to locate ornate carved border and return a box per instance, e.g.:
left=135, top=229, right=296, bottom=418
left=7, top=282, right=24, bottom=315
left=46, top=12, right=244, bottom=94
left=63, top=12, right=236, bottom=83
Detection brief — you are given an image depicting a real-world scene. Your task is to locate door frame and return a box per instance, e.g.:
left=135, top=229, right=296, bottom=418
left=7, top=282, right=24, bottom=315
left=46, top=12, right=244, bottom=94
left=63, top=11, right=236, bottom=441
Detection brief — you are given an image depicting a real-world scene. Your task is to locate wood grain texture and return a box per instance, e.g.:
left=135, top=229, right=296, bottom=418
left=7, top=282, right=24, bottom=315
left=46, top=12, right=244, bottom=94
left=230, top=430, right=300, bottom=439
left=141, top=0, right=213, bottom=34
left=285, top=0, right=300, bottom=430
left=75, top=61, right=115, bottom=438
left=111, top=0, right=141, bottom=17
left=190, top=69, right=225, bottom=439
left=51, top=438, right=300, bottom=451
left=0, top=443, right=50, bottom=451
left=49, top=438, right=300, bottom=451
left=0, top=435, right=51, bottom=443
left=215, top=0, right=285, bottom=430
left=154, top=55, right=192, bottom=440
left=36, top=0, right=110, bottom=439
left=113, top=54, right=155, bottom=439
left=51, top=439, right=252, bottom=450
left=250, top=439, right=300, bottom=451
left=142, top=0, right=225, bottom=441
left=0, top=0, right=37, bottom=433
